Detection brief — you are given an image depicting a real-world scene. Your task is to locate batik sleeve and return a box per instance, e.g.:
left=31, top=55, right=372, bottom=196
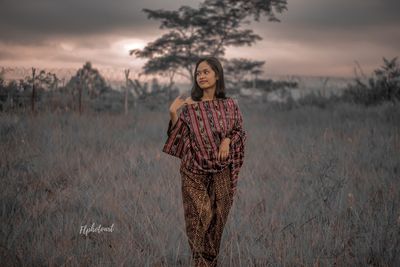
left=226, top=100, right=246, bottom=194
left=162, top=111, right=190, bottom=159
left=226, top=101, right=246, bottom=148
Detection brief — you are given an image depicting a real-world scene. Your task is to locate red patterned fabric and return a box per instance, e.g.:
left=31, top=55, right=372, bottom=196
left=162, top=97, right=246, bottom=194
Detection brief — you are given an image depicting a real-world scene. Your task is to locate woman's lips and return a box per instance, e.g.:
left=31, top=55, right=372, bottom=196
left=199, top=80, right=207, bottom=84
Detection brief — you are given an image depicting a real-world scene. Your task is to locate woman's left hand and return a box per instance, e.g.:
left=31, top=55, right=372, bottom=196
left=217, top=138, right=231, bottom=161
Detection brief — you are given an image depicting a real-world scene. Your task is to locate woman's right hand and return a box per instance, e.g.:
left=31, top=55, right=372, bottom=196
left=169, top=95, right=190, bottom=114
left=169, top=95, right=194, bottom=127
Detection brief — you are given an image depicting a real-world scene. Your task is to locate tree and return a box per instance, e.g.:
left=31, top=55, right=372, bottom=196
left=223, top=58, right=265, bottom=89
left=130, top=0, right=287, bottom=82
left=24, top=68, right=60, bottom=112
left=373, top=57, right=400, bottom=102
left=66, top=62, right=110, bottom=99
left=66, top=62, right=111, bottom=114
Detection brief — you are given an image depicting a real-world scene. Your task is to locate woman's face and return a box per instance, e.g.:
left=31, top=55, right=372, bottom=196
left=196, top=61, right=218, bottom=90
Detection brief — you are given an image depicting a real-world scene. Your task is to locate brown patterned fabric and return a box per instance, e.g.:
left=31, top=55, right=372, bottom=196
left=180, top=164, right=234, bottom=267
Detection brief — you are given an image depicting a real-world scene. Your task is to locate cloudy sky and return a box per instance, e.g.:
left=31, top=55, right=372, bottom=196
left=0, top=0, right=399, bottom=79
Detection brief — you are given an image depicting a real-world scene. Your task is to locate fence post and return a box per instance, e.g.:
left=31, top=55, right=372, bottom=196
left=78, top=71, right=83, bottom=115
left=31, top=68, right=36, bottom=113
left=124, top=69, right=130, bottom=115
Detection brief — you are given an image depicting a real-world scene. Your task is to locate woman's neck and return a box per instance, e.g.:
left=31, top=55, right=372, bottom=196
left=201, top=88, right=216, bottom=101
left=201, top=96, right=216, bottom=101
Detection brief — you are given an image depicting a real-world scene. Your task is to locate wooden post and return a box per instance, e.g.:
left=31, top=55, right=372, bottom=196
left=78, top=71, right=83, bottom=115
left=252, top=74, right=256, bottom=89
left=31, top=68, right=36, bottom=113
left=321, top=77, right=329, bottom=98
left=124, top=69, right=130, bottom=115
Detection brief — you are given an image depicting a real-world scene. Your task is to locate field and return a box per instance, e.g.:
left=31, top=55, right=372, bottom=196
left=1, top=99, right=399, bottom=266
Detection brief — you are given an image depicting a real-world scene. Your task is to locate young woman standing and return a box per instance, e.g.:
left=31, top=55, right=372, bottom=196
left=162, top=56, right=246, bottom=267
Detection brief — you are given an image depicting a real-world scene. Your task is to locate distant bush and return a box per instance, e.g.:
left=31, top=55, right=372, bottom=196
left=0, top=68, right=68, bottom=112
left=341, top=57, right=400, bottom=106
left=242, top=78, right=298, bottom=92
left=296, top=91, right=341, bottom=109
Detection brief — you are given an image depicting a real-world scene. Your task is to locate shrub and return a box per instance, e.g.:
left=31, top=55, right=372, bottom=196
left=342, top=57, right=400, bottom=105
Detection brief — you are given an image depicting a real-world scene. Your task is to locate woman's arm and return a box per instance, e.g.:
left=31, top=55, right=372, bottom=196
left=226, top=101, right=246, bottom=147
left=169, top=111, right=179, bottom=130
left=226, top=100, right=246, bottom=195
left=163, top=110, right=190, bottom=159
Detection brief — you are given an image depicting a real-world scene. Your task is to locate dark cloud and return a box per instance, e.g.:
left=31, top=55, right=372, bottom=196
left=0, top=0, right=199, bottom=44
left=282, top=0, right=400, bottom=28
left=1, top=0, right=398, bottom=47
left=252, top=0, right=400, bottom=53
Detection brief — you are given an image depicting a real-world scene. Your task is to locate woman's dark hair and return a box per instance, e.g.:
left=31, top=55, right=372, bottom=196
left=191, top=56, right=227, bottom=101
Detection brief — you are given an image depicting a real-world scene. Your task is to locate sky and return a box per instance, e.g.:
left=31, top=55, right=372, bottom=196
left=0, top=0, right=399, bottom=79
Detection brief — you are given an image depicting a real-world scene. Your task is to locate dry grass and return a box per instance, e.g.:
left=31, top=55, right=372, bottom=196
left=1, top=101, right=399, bottom=266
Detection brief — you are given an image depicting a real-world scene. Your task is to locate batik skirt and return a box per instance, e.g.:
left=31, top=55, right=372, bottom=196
left=179, top=164, right=234, bottom=267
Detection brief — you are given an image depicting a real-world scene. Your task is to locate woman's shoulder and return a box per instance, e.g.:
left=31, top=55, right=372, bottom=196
left=224, top=96, right=236, bottom=101
left=224, top=96, right=238, bottom=106
left=183, top=96, right=235, bottom=106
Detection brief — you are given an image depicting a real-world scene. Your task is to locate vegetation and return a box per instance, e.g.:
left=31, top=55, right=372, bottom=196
left=223, top=58, right=266, bottom=92
left=0, top=0, right=398, bottom=265
left=1, top=101, right=398, bottom=266
left=275, top=57, right=400, bottom=110
left=66, top=62, right=111, bottom=99
left=0, top=62, right=180, bottom=113
left=0, top=68, right=60, bottom=112
left=342, top=57, right=400, bottom=106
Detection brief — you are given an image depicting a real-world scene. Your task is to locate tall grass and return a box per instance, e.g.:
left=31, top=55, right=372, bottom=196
left=1, top=100, right=399, bottom=266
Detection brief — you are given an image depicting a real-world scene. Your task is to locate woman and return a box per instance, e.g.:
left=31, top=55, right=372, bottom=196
left=162, top=56, right=246, bottom=267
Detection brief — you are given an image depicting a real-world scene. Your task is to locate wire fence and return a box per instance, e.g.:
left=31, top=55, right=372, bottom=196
left=1, top=66, right=355, bottom=88
left=0, top=65, right=186, bottom=113
left=0, top=66, right=186, bottom=90
left=0, top=65, right=356, bottom=112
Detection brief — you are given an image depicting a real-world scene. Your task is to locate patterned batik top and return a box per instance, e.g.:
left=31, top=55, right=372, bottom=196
left=162, top=97, right=246, bottom=194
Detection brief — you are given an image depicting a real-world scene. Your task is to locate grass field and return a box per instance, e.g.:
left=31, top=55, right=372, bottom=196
left=1, top=100, right=399, bottom=266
